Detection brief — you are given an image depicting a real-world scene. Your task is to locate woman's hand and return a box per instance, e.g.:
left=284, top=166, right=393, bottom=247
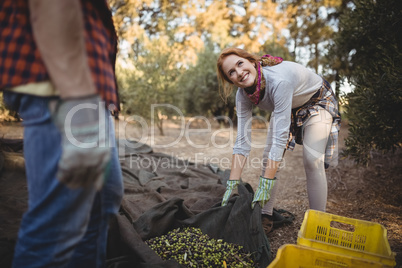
left=251, top=176, right=277, bottom=208
left=221, top=180, right=241, bottom=206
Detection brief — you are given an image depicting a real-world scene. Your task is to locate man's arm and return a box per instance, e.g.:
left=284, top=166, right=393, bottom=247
left=28, top=0, right=110, bottom=190
left=29, top=0, right=96, bottom=98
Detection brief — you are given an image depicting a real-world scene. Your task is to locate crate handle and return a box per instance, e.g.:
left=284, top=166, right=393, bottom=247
left=330, top=220, right=355, bottom=232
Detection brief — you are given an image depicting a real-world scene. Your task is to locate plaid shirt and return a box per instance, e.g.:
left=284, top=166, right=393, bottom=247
left=0, top=0, right=120, bottom=111
left=287, top=79, right=341, bottom=168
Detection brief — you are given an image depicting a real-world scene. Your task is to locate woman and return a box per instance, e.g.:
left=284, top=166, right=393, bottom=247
left=217, top=47, right=340, bottom=233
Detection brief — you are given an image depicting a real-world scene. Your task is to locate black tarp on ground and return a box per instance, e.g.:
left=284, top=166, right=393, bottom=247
left=0, top=139, right=273, bottom=267
left=0, top=139, right=26, bottom=268
left=106, top=185, right=272, bottom=267
left=107, top=139, right=272, bottom=267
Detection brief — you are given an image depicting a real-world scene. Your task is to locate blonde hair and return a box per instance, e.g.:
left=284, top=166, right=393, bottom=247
left=216, top=47, right=260, bottom=103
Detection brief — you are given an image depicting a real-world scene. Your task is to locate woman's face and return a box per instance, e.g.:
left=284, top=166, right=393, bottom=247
left=221, top=54, right=257, bottom=88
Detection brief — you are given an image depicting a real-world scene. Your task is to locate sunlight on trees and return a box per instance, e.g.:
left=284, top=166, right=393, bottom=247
left=109, top=0, right=402, bottom=165
left=111, top=0, right=294, bottom=131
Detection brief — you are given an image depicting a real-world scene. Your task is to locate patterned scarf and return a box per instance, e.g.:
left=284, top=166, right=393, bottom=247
left=244, top=55, right=283, bottom=105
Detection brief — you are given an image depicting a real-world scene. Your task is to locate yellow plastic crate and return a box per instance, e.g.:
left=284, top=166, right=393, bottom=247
left=297, top=210, right=396, bottom=267
left=268, top=244, right=385, bottom=268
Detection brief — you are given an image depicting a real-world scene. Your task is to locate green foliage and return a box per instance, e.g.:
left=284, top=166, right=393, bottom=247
left=176, top=43, right=235, bottom=121
left=335, top=0, right=402, bottom=164
left=284, top=0, right=340, bottom=72
left=261, top=41, right=294, bottom=62
left=117, top=36, right=183, bottom=135
left=0, top=92, right=20, bottom=121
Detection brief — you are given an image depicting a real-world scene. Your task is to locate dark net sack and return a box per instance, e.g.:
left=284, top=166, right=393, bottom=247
left=106, top=140, right=272, bottom=267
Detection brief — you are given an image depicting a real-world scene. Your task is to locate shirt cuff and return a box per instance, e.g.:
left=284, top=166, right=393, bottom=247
left=232, top=149, right=250, bottom=157
left=268, top=146, right=284, bottom=162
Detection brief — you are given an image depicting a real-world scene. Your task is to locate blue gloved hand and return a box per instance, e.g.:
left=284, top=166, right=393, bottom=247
left=50, top=94, right=110, bottom=190
left=251, top=176, right=277, bottom=209
left=221, top=180, right=240, bottom=206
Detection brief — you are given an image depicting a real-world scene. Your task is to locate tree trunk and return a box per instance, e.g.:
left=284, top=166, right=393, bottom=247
left=157, top=118, right=164, bottom=136
left=314, top=42, right=319, bottom=73
left=334, top=70, right=340, bottom=101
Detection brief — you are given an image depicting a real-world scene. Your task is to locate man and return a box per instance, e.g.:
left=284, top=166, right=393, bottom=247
left=0, top=0, right=123, bottom=266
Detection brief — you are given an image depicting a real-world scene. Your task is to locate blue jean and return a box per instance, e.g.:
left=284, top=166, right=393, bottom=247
left=3, top=92, right=124, bottom=268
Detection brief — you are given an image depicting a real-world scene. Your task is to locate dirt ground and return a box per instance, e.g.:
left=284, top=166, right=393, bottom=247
left=1, top=116, right=401, bottom=267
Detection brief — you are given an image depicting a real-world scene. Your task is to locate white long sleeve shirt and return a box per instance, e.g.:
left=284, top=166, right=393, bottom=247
left=233, top=61, right=322, bottom=162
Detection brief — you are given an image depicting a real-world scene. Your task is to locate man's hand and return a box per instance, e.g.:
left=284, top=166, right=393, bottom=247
left=221, top=180, right=240, bottom=206
left=51, top=94, right=110, bottom=189
left=251, top=176, right=277, bottom=209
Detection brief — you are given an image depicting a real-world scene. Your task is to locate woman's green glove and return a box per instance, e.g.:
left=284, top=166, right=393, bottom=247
left=251, top=176, right=277, bottom=209
left=221, top=180, right=240, bottom=206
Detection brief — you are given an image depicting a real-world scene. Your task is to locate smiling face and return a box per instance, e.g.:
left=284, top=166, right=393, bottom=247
left=221, top=54, right=257, bottom=88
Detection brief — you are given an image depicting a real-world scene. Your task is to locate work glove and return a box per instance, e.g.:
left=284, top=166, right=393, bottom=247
left=221, top=180, right=240, bottom=206
left=251, top=176, right=277, bottom=209
left=50, top=94, right=110, bottom=190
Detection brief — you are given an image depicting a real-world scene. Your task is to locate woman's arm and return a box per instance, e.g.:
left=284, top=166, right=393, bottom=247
left=233, top=90, right=254, bottom=156
left=229, top=154, right=247, bottom=180
left=230, top=90, right=254, bottom=180
left=263, top=81, right=293, bottom=178
left=263, top=158, right=281, bottom=179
